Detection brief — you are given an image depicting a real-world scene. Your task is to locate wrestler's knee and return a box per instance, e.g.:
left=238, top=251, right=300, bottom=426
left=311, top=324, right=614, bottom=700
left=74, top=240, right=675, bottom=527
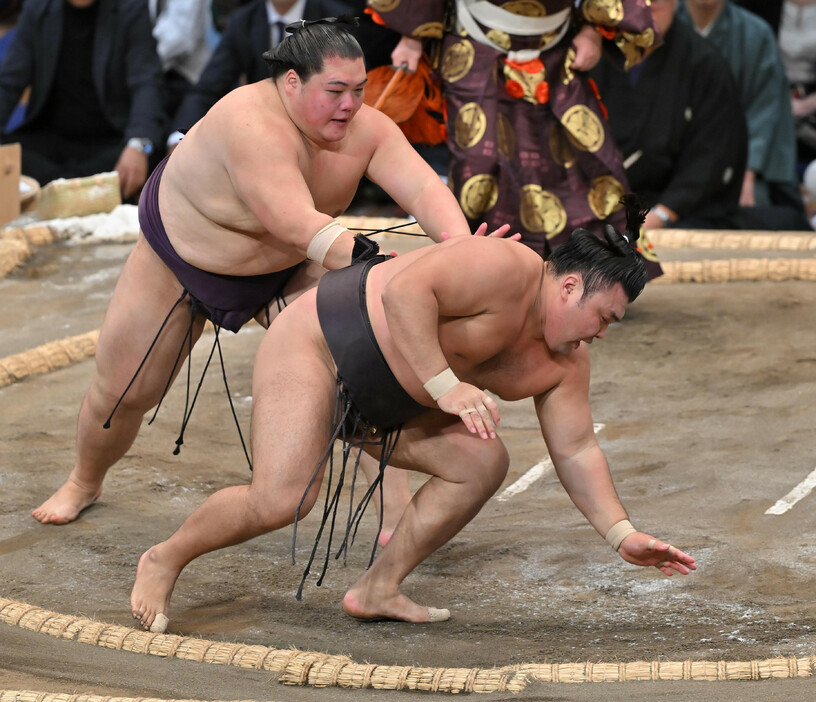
left=477, top=440, right=510, bottom=495
left=244, top=481, right=321, bottom=529
left=84, top=375, right=153, bottom=420
left=441, top=433, right=509, bottom=495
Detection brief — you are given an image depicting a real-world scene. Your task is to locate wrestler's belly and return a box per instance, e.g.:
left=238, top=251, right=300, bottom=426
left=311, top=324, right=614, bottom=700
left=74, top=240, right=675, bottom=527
left=169, top=226, right=304, bottom=277
left=158, top=176, right=306, bottom=276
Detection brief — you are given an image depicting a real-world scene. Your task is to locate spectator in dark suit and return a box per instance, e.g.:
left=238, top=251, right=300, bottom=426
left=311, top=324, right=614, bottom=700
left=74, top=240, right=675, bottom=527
left=167, top=0, right=398, bottom=148
left=0, top=0, right=166, bottom=199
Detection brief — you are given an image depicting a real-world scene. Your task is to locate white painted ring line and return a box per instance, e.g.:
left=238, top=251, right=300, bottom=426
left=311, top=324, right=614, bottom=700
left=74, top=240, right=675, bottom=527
left=765, top=466, right=816, bottom=515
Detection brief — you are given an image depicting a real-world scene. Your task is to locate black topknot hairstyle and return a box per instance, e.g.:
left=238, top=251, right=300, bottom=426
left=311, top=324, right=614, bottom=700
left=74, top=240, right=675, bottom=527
left=263, top=15, right=364, bottom=82
left=547, top=194, right=648, bottom=303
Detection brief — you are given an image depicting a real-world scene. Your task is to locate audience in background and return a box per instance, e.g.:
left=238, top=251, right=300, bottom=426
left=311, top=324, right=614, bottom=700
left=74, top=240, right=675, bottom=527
left=591, top=0, right=748, bottom=231
left=677, top=0, right=810, bottom=230
left=0, top=0, right=813, bottom=231
left=778, top=0, right=816, bottom=175
left=0, top=0, right=166, bottom=200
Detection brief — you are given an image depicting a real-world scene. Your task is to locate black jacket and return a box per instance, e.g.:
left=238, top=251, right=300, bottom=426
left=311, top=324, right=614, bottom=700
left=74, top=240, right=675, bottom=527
left=590, top=20, right=748, bottom=226
left=0, top=0, right=166, bottom=146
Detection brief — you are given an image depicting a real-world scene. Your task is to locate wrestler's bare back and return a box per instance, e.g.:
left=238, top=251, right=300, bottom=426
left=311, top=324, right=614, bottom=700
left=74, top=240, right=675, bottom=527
left=154, top=78, right=381, bottom=277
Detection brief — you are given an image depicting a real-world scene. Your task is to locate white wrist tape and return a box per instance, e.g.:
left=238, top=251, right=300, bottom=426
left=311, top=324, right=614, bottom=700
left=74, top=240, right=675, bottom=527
left=423, top=367, right=460, bottom=401
left=605, top=519, right=636, bottom=551
left=306, top=221, right=348, bottom=265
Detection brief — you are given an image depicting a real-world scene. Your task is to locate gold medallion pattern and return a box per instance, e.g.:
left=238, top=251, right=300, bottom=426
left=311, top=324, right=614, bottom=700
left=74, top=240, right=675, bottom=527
left=520, top=185, right=567, bottom=237
left=368, top=0, right=402, bottom=13
left=497, top=113, right=517, bottom=160
left=582, top=0, right=624, bottom=25
left=441, top=40, right=475, bottom=83
left=413, top=22, right=444, bottom=38
left=460, top=174, right=499, bottom=218
left=616, top=28, right=656, bottom=70
left=587, top=176, right=625, bottom=219
left=549, top=123, right=575, bottom=168
left=455, top=103, right=487, bottom=150
left=562, top=105, right=605, bottom=153
left=501, top=0, right=547, bottom=16
left=486, top=29, right=511, bottom=50
left=561, top=46, right=575, bottom=84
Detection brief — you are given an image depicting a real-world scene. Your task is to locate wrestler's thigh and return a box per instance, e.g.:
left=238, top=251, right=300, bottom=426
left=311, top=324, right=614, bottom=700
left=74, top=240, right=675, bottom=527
left=248, top=302, right=337, bottom=504
left=377, top=411, right=510, bottom=487
left=93, top=234, right=205, bottom=406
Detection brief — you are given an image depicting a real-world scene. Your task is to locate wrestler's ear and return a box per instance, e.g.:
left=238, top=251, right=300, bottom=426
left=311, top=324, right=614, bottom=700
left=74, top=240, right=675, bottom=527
left=561, top=274, right=580, bottom=301
left=283, top=69, right=302, bottom=94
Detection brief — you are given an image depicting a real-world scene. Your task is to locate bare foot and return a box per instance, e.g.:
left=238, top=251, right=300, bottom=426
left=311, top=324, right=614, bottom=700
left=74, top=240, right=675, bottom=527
left=31, top=478, right=102, bottom=525
left=130, top=545, right=180, bottom=632
left=343, top=587, right=450, bottom=623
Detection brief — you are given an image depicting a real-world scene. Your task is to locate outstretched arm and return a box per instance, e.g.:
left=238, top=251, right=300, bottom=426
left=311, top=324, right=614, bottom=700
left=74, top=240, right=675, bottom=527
left=365, top=110, right=472, bottom=241
left=535, top=371, right=696, bottom=576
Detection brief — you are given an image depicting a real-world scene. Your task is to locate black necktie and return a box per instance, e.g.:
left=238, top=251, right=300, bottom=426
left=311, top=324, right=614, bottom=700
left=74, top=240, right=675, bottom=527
left=274, top=20, right=286, bottom=47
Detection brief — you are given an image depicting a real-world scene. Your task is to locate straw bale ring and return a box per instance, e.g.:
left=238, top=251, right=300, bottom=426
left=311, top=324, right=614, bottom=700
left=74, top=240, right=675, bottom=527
left=0, top=236, right=31, bottom=278
left=0, top=331, right=99, bottom=387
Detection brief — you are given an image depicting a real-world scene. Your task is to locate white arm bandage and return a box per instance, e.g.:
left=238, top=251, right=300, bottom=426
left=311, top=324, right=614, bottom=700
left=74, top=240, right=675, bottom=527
left=605, top=519, right=637, bottom=551
left=306, top=221, right=349, bottom=265
left=423, top=367, right=460, bottom=401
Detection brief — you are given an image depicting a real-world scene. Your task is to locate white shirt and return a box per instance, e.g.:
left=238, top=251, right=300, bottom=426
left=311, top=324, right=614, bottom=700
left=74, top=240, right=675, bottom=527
left=779, top=1, right=816, bottom=85
left=149, top=0, right=214, bottom=84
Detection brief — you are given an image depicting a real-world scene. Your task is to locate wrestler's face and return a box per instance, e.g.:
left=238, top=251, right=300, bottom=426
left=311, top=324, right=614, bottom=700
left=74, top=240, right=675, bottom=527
left=289, top=57, right=367, bottom=143
left=544, top=275, right=628, bottom=355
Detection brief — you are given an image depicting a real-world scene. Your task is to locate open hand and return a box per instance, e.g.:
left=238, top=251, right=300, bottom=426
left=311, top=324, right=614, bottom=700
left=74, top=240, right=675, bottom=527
left=436, top=382, right=500, bottom=439
left=618, top=532, right=697, bottom=576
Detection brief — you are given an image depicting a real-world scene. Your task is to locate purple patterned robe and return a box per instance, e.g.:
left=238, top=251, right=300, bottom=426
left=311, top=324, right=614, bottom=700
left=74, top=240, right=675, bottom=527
left=369, top=0, right=662, bottom=275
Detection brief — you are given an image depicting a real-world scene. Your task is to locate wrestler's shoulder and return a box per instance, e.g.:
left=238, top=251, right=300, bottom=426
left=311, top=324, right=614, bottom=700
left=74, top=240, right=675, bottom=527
left=353, top=104, right=407, bottom=139
left=444, top=235, right=538, bottom=263
left=210, top=82, right=294, bottom=130
left=432, top=237, right=542, bottom=289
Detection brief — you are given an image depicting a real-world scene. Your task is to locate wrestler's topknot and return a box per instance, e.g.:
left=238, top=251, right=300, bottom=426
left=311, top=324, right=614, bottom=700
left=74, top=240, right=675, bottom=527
left=606, top=193, right=648, bottom=253
left=548, top=193, right=648, bottom=302
left=263, top=15, right=364, bottom=82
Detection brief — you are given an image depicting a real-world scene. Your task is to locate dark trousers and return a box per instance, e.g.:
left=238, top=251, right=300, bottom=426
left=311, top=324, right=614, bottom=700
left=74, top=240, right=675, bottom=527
left=10, top=128, right=124, bottom=186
